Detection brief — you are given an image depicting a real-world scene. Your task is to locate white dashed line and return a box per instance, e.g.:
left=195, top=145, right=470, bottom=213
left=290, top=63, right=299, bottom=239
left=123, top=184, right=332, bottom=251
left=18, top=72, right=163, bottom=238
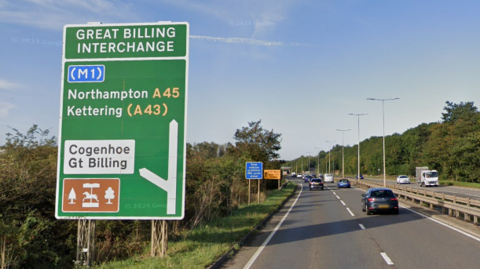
left=380, top=252, right=394, bottom=265
left=359, top=224, right=366, bottom=230
left=329, top=189, right=354, bottom=216
left=346, top=208, right=355, bottom=216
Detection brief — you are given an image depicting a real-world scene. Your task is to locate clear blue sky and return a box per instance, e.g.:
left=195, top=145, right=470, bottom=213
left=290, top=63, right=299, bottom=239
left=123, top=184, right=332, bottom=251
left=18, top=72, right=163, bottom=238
left=1, top=0, right=479, bottom=160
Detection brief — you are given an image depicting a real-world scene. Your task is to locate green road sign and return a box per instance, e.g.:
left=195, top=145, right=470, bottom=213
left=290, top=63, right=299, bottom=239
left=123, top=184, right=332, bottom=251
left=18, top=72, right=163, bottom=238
left=55, top=22, right=189, bottom=220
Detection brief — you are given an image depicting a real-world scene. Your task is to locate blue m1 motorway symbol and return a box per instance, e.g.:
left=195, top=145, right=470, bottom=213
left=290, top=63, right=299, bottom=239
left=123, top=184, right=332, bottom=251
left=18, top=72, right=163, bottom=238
left=67, top=65, right=105, bottom=83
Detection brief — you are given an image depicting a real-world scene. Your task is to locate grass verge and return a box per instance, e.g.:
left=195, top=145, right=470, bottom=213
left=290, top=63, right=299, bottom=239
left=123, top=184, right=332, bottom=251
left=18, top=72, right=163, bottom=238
left=93, top=182, right=296, bottom=269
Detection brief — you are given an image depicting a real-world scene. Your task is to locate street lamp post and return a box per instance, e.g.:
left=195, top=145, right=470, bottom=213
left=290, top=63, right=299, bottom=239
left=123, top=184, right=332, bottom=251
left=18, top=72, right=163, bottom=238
left=325, top=141, right=336, bottom=174
left=348, top=113, right=368, bottom=183
left=314, top=147, right=321, bottom=175
left=367, top=98, right=399, bottom=187
left=307, top=152, right=312, bottom=174
left=336, top=129, right=351, bottom=178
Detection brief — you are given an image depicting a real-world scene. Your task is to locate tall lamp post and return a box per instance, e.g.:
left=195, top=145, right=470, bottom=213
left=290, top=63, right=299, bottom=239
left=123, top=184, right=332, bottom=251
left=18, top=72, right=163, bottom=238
left=314, top=147, right=321, bottom=175
left=307, top=152, right=312, bottom=174
left=325, top=141, right=336, bottom=174
left=336, top=129, right=351, bottom=179
left=348, top=113, right=368, bottom=183
left=367, top=98, right=399, bottom=187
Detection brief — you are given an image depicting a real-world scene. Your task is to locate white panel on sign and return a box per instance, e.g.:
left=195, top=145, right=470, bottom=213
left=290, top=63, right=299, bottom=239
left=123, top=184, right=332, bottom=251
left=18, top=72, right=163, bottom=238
left=64, top=140, right=135, bottom=174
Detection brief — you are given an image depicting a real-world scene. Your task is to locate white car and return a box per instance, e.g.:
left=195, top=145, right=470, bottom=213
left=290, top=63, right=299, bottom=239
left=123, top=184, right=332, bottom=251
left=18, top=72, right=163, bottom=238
left=396, top=175, right=410, bottom=184
left=297, top=174, right=303, bottom=178
left=291, top=172, right=296, bottom=177
left=324, top=173, right=334, bottom=183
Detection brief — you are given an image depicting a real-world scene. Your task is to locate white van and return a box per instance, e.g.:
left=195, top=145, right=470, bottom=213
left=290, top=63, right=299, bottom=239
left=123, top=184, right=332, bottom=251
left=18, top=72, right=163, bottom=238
left=324, top=173, right=334, bottom=183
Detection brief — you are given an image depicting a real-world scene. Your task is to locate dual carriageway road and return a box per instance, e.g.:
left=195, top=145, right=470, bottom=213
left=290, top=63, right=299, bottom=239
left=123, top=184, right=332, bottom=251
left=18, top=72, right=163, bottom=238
left=221, top=177, right=480, bottom=269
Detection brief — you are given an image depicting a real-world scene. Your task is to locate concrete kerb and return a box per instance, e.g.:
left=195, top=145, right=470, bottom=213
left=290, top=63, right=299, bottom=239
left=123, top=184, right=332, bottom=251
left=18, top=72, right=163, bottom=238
left=208, top=181, right=297, bottom=269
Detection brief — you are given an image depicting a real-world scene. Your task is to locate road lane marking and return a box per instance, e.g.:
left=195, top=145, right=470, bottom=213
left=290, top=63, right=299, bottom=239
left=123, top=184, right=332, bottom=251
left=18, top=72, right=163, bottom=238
left=346, top=207, right=355, bottom=216
left=380, top=252, right=394, bottom=265
left=400, top=205, right=480, bottom=243
left=359, top=224, right=366, bottom=230
left=243, top=183, right=303, bottom=269
left=332, top=191, right=336, bottom=195
left=328, top=189, right=354, bottom=216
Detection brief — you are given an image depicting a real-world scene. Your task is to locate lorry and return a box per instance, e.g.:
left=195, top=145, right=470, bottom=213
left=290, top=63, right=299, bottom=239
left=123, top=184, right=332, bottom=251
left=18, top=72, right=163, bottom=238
left=416, top=167, right=439, bottom=187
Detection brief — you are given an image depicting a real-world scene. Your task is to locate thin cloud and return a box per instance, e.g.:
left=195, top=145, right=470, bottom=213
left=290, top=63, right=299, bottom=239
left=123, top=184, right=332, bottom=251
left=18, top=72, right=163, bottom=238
left=191, top=35, right=283, bottom=46
left=0, top=79, right=19, bottom=91
left=0, top=101, right=15, bottom=118
left=0, top=0, right=136, bottom=30
left=158, top=0, right=295, bottom=37
left=191, top=35, right=307, bottom=47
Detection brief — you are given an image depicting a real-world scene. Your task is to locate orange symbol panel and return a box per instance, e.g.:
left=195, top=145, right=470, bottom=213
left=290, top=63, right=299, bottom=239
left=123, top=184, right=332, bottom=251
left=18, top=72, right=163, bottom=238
left=62, top=178, right=120, bottom=213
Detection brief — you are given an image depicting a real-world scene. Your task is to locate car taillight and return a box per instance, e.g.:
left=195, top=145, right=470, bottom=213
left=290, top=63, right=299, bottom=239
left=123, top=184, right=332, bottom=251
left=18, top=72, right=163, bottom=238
left=367, top=198, right=375, bottom=202
left=390, top=198, right=398, bottom=201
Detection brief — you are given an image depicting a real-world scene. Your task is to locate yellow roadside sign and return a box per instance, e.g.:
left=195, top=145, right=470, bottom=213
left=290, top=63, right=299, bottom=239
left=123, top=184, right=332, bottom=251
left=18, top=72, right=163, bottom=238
left=264, top=169, right=282, bottom=180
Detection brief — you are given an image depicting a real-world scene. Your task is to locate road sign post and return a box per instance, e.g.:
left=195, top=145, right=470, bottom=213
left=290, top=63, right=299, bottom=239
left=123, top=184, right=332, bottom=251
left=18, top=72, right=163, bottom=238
left=56, top=22, right=189, bottom=220
left=246, top=162, right=263, bottom=204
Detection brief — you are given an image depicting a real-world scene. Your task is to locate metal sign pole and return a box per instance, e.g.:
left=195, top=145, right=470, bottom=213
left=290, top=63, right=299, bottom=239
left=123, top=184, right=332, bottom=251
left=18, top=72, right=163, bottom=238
left=248, top=180, right=251, bottom=205
left=257, top=180, right=260, bottom=204
left=75, top=219, right=96, bottom=267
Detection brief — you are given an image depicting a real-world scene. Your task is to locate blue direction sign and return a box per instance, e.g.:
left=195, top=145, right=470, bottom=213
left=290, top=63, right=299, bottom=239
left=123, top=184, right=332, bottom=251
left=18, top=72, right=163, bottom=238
left=246, top=162, right=263, bottom=179
left=68, top=65, right=105, bottom=83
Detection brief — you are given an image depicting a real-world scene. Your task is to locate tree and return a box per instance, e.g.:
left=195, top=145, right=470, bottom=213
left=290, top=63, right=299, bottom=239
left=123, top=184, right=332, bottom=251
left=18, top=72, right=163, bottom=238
left=68, top=188, right=76, bottom=204
left=441, top=101, right=478, bottom=124
left=230, top=120, right=282, bottom=162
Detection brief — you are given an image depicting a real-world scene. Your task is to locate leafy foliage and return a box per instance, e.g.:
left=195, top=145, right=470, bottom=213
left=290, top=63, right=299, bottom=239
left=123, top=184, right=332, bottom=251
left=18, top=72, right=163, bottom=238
left=0, top=125, right=76, bottom=269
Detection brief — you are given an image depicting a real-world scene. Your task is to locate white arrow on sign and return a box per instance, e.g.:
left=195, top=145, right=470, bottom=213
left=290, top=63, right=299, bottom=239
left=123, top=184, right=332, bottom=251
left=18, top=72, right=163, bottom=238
left=139, top=120, right=178, bottom=215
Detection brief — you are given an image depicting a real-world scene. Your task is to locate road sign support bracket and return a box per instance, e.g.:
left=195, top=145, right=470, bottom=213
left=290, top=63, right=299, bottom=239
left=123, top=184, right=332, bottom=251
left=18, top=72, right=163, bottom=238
left=75, top=219, right=96, bottom=267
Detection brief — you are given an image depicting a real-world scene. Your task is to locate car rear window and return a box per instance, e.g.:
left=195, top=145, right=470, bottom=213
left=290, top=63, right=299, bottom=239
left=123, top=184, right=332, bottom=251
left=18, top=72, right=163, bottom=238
left=371, top=190, right=395, bottom=198
left=311, top=179, right=322, bottom=182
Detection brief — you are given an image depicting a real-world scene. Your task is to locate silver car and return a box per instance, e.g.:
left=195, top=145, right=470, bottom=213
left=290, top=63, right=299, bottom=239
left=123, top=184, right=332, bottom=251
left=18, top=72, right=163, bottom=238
left=396, top=175, right=410, bottom=184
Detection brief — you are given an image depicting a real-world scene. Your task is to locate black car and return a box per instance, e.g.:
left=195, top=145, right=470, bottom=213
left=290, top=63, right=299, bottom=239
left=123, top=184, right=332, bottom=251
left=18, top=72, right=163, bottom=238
left=361, top=188, right=398, bottom=215
left=309, top=178, right=324, bottom=190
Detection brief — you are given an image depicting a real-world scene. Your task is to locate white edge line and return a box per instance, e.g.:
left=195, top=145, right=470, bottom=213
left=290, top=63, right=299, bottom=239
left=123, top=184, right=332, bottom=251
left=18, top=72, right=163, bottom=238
left=380, top=252, right=394, bottom=265
left=359, top=223, right=366, bottom=230
left=346, top=208, right=355, bottom=217
left=400, top=205, right=480, bottom=243
left=243, top=183, right=303, bottom=269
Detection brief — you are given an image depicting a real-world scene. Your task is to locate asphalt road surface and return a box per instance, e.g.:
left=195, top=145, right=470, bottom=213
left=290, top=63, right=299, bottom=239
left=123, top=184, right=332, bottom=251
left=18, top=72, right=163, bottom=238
left=221, top=177, right=480, bottom=269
